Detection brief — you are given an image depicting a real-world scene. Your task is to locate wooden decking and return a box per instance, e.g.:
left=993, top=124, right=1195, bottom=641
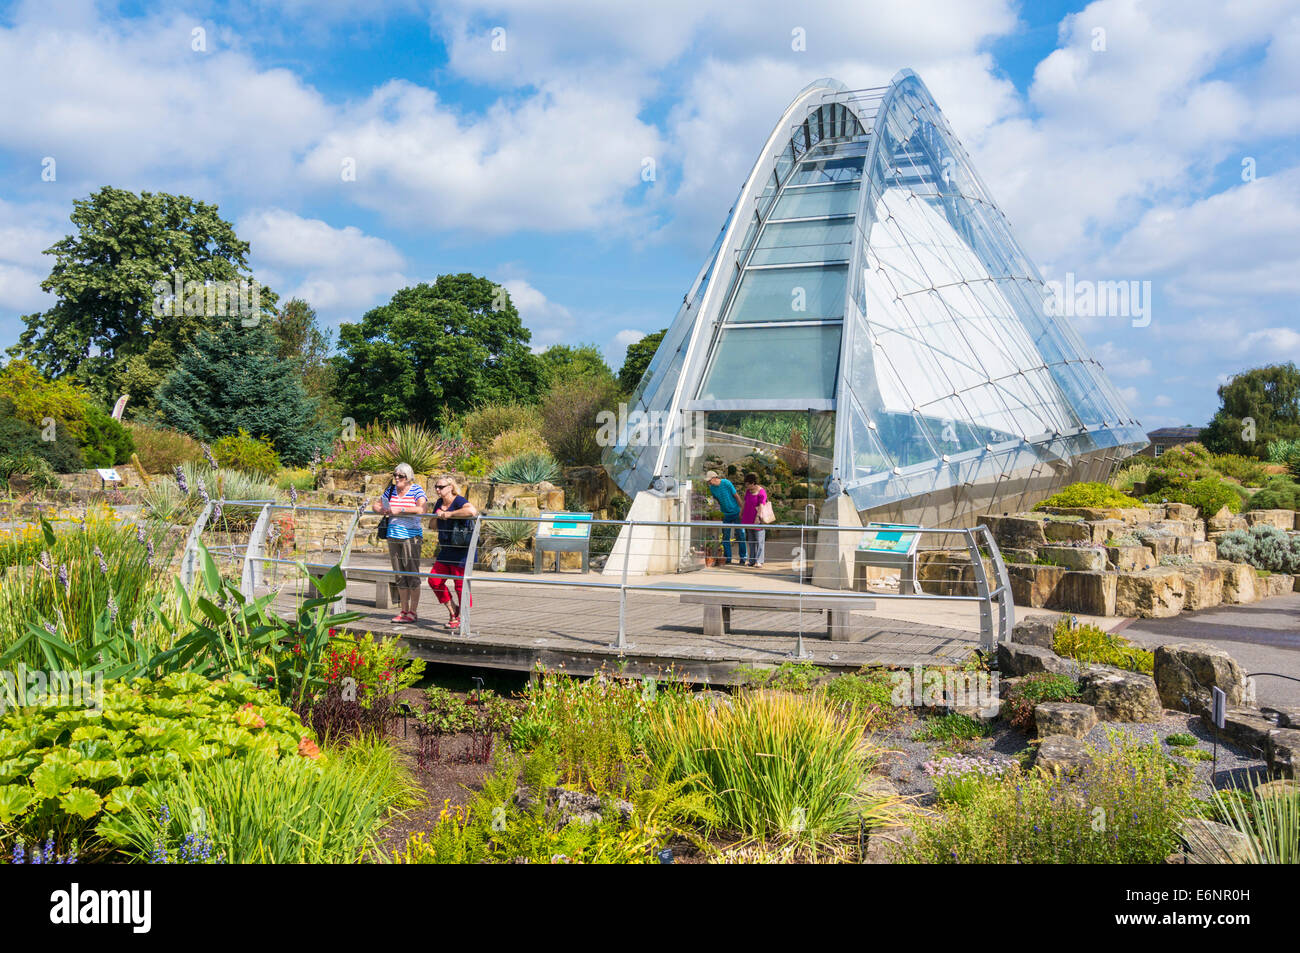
left=266, top=554, right=983, bottom=684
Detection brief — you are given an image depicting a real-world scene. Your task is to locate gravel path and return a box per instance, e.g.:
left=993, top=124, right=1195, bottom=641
left=870, top=709, right=1269, bottom=803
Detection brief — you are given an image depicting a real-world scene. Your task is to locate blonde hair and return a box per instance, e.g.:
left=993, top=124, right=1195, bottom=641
left=435, top=474, right=458, bottom=494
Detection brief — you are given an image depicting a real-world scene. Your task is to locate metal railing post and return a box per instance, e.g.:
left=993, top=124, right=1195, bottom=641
left=615, top=518, right=634, bottom=650
left=962, top=527, right=995, bottom=653
left=241, top=502, right=272, bottom=599
left=180, top=501, right=214, bottom=588
left=979, top=525, right=1015, bottom=645
left=792, top=522, right=808, bottom=659
left=332, top=505, right=364, bottom=613
left=458, top=516, right=483, bottom=637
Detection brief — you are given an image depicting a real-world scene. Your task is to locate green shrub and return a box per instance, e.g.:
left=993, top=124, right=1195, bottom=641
left=123, top=422, right=204, bottom=473
left=78, top=404, right=134, bottom=468
left=1000, top=673, right=1082, bottom=732
left=484, top=502, right=538, bottom=550
left=648, top=691, right=883, bottom=841
left=1216, top=524, right=1300, bottom=574
left=1211, top=453, right=1269, bottom=487
left=912, top=712, right=990, bottom=744
left=0, top=452, right=59, bottom=491
left=464, top=403, right=544, bottom=450
left=0, top=673, right=312, bottom=857
left=1266, top=438, right=1300, bottom=465
left=733, top=659, right=821, bottom=693
left=1244, top=476, right=1300, bottom=512
left=366, top=422, right=450, bottom=475
left=510, top=670, right=685, bottom=795
left=487, top=428, right=551, bottom=465
left=1164, top=732, right=1198, bottom=747
left=902, top=731, right=1194, bottom=863
left=99, top=735, right=416, bottom=864
left=0, top=398, right=84, bottom=474
left=1204, top=779, right=1300, bottom=864
left=212, top=428, right=281, bottom=478
left=276, top=467, right=315, bottom=492
left=1053, top=619, right=1153, bottom=674
left=1149, top=476, right=1242, bottom=516
left=1033, top=482, right=1143, bottom=510
left=489, top=450, right=561, bottom=484
left=823, top=670, right=902, bottom=726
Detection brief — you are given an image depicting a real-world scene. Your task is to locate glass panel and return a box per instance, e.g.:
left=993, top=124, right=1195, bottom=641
left=788, top=154, right=865, bottom=185
left=771, top=183, right=860, bottom=219
left=699, top=324, right=842, bottom=400
left=727, top=264, right=847, bottom=322
left=749, top=218, right=855, bottom=266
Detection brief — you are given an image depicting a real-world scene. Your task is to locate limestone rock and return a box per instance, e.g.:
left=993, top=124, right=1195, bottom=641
left=1044, top=520, right=1092, bottom=543
left=1179, top=817, right=1255, bottom=864
left=1115, top=568, right=1186, bottom=618
left=1107, top=544, right=1156, bottom=572
left=1080, top=667, right=1163, bottom=722
left=1152, top=641, right=1254, bottom=715
left=1216, top=561, right=1259, bottom=604
left=997, top=641, right=1074, bottom=677
left=1267, top=728, right=1300, bottom=779
left=1034, top=702, right=1097, bottom=739
left=1163, top=503, right=1198, bottom=521
left=1011, top=615, right=1058, bottom=650
left=986, top=514, right=1048, bottom=550
left=1215, top=707, right=1275, bottom=750
left=1254, top=779, right=1300, bottom=800
left=1245, top=509, right=1295, bottom=531
left=1033, top=735, right=1093, bottom=775
left=1039, top=545, right=1107, bottom=571
left=1181, top=565, right=1224, bottom=611
left=1002, top=547, right=1039, bottom=565
left=1261, top=573, right=1295, bottom=598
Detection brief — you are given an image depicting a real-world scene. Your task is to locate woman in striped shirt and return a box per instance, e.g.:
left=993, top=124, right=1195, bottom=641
left=370, top=462, right=428, bottom=623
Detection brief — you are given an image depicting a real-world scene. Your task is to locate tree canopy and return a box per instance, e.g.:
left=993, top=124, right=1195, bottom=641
left=617, top=329, right=666, bottom=394
left=538, top=343, right=615, bottom=390
left=331, top=275, right=544, bottom=425
left=1201, top=362, right=1300, bottom=458
left=154, top=318, right=327, bottom=465
left=9, top=186, right=276, bottom=410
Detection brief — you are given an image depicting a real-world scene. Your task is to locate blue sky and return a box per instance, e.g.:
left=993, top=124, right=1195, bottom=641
left=1, top=0, right=1297, bottom=431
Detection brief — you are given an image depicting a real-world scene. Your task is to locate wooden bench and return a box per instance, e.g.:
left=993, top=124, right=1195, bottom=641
left=678, top=591, right=876, bottom=642
left=344, top=566, right=402, bottom=609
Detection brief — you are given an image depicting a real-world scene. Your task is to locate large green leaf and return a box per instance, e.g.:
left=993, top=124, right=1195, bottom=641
left=39, top=515, right=56, bottom=547
left=0, top=785, right=36, bottom=823
left=31, top=759, right=77, bottom=798
left=58, top=786, right=104, bottom=820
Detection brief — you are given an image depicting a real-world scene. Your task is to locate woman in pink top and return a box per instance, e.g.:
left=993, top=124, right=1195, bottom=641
left=740, top=472, right=768, bottom=567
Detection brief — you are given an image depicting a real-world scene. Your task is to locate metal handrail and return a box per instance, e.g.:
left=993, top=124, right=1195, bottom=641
left=189, top=500, right=1017, bottom=655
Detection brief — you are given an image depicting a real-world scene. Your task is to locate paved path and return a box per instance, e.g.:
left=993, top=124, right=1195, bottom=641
left=1117, top=593, right=1300, bottom=708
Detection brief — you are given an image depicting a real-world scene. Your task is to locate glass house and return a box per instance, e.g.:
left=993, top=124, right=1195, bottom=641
left=604, top=71, right=1146, bottom=527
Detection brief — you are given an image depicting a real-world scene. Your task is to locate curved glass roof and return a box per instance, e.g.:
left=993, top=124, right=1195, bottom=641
left=603, top=70, right=1145, bottom=520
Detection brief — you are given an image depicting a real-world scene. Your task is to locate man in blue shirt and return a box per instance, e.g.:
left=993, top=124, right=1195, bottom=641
left=705, top=470, right=747, bottom=565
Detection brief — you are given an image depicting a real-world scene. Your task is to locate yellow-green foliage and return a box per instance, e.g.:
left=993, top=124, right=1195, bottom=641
left=647, top=691, right=885, bottom=841
left=0, top=359, right=92, bottom=440
left=488, top=427, right=550, bottom=464
left=1034, top=482, right=1144, bottom=510
left=464, top=403, right=544, bottom=449
left=1053, top=618, right=1153, bottom=674
left=213, top=428, right=281, bottom=477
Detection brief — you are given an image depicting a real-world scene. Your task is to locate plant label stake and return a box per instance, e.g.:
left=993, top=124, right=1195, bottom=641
left=1211, top=686, right=1226, bottom=780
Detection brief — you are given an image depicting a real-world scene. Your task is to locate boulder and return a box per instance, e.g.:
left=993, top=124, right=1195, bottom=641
left=1007, top=566, right=1117, bottom=615
left=1044, top=520, right=1092, bottom=543
left=1245, top=509, right=1296, bottom=531
left=1261, top=573, right=1295, bottom=598
left=1179, top=818, right=1255, bottom=864
left=1002, top=547, right=1039, bottom=565
left=1088, top=519, right=1126, bottom=545
left=1107, top=544, right=1156, bottom=572
left=1039, top=545, right=1107, bottom=571
left=986, top=514, right=1048, bottom=550
left=1033, top=735, right=1093, bottom=775
left=1188, top=540, right=1218, bottom=562
left=1207, top=506, right=1244, bottom=534
left=1034, top=702, right=1097, bottom=739
left=1008, top=564, right=1067, bottom=607
left=1080, top=667, right=1163, bottom=722
left=1153, top=641, right=1255, bottom=715
left=1254, top=779, right=1300, bottom=800
left=1267, top=728, right=1300, bottom=779
left=1181, top=565, right=1224, bottom=611
left=1011, top=615, right=1058, bottom=650
left=1115, top=568, right=1186, bottom=618
left=1163, top=503, right=1198, bottom=521
left=1216, top=561, right=1260, bottom=604
left=1215, top=707, right=1275, bottom=750
left=1269, top=707, right=1300, bottom=729
left=997, top=642, right=1074, bottom=677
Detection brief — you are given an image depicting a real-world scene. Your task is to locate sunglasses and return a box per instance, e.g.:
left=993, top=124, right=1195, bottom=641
left=435, top=484, right=450, bottom=490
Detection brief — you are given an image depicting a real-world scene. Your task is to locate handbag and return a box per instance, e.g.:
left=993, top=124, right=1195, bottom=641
left=447, top=518, right=475, bottom=548
left=758, top=500, right=776, bottom=524
left=376, top=483, right=393, bottom=539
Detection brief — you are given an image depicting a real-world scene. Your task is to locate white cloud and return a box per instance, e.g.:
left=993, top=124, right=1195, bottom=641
left=237, top=209, right=408, bottom=321
left=502, top=278, right=577, bottom=350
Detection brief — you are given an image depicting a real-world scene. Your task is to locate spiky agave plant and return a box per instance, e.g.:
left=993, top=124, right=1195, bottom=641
left=489, top=452, right=560, bottom=485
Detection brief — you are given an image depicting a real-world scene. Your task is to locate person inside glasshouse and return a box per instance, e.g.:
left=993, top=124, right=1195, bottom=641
left=428, top=475, right=478, bottom=629
left=740, top=471, right=770, bottom=568
left=705, top=469, right=746, bottom=565
left=370, top=462, right=427, bottom=624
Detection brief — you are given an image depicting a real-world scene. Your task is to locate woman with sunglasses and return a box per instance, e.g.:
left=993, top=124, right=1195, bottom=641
left=428, top=475, right=478, bottom=629
left=370, top=462, right=427, bottom=623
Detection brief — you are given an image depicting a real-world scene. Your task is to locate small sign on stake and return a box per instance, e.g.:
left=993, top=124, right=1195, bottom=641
left=1211, top=686, right=1226, bottom=779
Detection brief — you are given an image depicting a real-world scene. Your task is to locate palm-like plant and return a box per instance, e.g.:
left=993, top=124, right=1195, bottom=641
left=484, top=503, right=537, bottom=550
left=489, top=452, right=560, bottom=484
left=370, top=423, right=447, bottom=475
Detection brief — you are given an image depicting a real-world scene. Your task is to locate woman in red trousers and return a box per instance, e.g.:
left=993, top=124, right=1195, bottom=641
left=428, top=475, right=478, bottom=629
